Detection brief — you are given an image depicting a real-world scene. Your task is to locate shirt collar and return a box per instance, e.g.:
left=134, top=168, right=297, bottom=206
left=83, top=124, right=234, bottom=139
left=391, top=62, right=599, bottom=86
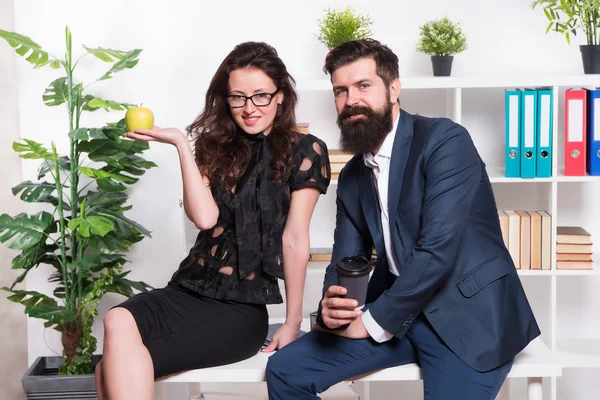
left=363, top=113, right=400, bottom=169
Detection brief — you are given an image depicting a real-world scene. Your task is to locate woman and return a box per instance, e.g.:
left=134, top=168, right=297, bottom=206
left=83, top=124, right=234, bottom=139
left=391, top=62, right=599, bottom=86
left=95, top=41, right=331, bottom=400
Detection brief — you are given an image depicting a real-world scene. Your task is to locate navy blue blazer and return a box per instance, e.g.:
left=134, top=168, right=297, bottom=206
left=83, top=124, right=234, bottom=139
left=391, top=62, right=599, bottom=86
left=318, top=109, right=540, bottom=372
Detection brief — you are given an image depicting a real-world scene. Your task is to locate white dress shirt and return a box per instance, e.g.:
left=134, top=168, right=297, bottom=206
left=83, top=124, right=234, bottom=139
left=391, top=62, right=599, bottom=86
left=360, top=114, right=400, bottom=343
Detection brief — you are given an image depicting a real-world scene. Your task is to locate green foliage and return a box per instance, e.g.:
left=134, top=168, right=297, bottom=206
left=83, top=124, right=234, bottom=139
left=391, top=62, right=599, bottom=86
left=532, top=0, right=600, bottom=45
left=416, top=17, right=468, bottom=57
left=0, top=26, right=155, bottom=375
left=316, top=6, right=373, bottom=49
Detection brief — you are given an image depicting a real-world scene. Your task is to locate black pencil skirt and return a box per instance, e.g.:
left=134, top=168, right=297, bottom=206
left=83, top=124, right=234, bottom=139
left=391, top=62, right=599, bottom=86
left=113, top=281, right=269, bottom=379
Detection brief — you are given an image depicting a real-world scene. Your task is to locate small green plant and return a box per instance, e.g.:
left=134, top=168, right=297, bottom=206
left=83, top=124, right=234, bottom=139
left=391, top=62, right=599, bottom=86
left=416, top=17, right=468, bottom=56
left=316, top=6, right=373, bottom=49
left=531, top=0, right=600, bottom=45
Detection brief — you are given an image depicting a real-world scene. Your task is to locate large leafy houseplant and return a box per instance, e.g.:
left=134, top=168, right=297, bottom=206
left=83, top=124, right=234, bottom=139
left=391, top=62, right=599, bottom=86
left=531, top=0, right=600, bottom=73
left=316, top=6, right=373, bottom=50
left=0, top=26, right=155, bottom=375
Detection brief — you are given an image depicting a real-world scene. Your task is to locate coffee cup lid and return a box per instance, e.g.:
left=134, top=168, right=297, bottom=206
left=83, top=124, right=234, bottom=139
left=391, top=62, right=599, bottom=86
left=335, top=255, right=371, bottom=276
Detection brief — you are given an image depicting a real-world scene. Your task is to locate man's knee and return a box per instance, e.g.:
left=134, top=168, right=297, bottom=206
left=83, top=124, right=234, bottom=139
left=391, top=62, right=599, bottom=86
left=265, top=350, right=286, bottom=380
left=266, top=348, right=317, bottom=393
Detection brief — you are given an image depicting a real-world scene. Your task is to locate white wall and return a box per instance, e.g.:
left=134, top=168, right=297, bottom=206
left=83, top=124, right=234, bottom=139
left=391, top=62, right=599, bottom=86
left=7, top=0, right=600, bottom=398
left=0, top=0, right=28, bottom=399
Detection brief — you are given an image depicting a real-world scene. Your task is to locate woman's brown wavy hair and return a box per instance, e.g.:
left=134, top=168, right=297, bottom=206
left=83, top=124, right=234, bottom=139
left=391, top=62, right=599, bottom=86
left=187, top=41, right=300, bottom=191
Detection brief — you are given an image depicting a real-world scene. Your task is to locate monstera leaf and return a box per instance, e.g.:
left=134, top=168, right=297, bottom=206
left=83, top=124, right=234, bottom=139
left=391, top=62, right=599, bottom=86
left=0, top=29, right=61, bottom=68
left=84, top=97, right=136, bottom=112
left=82, top=46, right=127, bottom=62
left=43, top=77, right=71, bottom=107
left=0, top=212, right=53, bottom=250
left=12, top=181, right=56, bottom=202
left=12, top=139, right=55, bottom=160
left=98, top=49, right=142, bottom=81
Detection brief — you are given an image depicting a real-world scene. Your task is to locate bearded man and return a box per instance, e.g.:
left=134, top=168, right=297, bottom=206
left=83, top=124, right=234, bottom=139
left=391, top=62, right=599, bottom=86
left=266, top=39, right=540, bottom=400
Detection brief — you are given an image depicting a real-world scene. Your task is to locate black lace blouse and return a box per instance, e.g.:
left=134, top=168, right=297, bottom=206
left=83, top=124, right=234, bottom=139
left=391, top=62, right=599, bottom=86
left=170, top=132, right=331, bottom=304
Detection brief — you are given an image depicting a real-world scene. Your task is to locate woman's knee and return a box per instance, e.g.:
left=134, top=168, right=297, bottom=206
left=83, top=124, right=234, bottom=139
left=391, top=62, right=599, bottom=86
left=95, top=360, right=102, bottom=378
left=103, top=307, right=138, bottom=339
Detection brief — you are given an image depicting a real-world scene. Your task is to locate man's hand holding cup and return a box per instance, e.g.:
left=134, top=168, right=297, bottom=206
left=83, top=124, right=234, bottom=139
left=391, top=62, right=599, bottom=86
left=319, top=255, right=372, bottom=330
left=320, top=285, right=363, bottom=329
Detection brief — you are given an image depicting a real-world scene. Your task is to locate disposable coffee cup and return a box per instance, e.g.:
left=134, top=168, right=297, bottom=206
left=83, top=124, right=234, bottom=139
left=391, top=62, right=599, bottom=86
left=335, top=255, right=371, bottom=308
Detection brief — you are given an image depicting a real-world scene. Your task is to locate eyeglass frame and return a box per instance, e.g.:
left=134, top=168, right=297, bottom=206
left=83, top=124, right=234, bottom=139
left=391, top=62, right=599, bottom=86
left=226, top=89, right=280, bottom=108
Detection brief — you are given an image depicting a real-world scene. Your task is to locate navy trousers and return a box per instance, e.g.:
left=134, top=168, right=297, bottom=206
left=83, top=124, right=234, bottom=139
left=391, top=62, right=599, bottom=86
left=266, top=314, right=513, bottom=400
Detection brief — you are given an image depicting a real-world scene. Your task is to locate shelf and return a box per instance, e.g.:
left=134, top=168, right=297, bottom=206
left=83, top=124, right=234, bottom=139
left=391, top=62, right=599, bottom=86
left=487, top=167, right=553, bottom=183
left=308, top=262, right=597, bottom=277
left=297, top=75, right=600, bottom=91
left=555, top=268, right=599, bottom=276
left=556, top=167, right=600, bottom=182
left=556, top=338, right=600, bottom=368
left=329, top=168, right=600, bottom=185
left=518, top=269, right=553, bottom=276
left=309, top=261, right=553, bottom=276
left=469, top=166, right=599, bottom=183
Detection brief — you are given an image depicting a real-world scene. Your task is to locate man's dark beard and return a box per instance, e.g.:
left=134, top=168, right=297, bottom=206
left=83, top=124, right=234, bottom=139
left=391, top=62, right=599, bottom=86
left=337, top=102, right=394, bottom=155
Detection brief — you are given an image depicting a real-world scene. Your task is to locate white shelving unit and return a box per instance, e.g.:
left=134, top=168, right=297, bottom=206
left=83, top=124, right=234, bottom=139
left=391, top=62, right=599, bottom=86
left=299, top=75, right=600, bottom=400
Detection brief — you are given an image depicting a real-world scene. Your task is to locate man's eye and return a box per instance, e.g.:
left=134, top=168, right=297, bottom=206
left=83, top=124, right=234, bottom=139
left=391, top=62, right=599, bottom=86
left=360, top=83, right=370, bottom=89
left=335, top=89, right=346, bottom=96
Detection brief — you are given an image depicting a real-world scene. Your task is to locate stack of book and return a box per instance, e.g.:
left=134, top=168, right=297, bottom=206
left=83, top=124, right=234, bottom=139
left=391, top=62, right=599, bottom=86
left=296, top=122, right=309, bottom=134
left=309, top=247, right=333, bottom=262
left=556, top=226, right=593, bottom=270
left=309, top=247, right=377, bottom=263
left=329, top=150, right=352, bottom=180
left=498, top=210, right=552, bottom=270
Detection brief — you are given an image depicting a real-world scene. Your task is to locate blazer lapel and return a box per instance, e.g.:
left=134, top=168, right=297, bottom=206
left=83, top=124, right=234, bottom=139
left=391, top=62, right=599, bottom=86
left=358, top=164, right=384, bottom=254
left=388, top=109, right=414, bottom=226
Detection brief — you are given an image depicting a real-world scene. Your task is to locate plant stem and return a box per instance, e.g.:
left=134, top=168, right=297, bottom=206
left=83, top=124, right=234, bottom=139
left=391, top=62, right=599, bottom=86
left=77, top=243, right=84, bottom=303
left=53, top=145, right=69, bottom=308
left=592, top=10, right=598, bottom=45
left=65, top=27, right=79, bottom=313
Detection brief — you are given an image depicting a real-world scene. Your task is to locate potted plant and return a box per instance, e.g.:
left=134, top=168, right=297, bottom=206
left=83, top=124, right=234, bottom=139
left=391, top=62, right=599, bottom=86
left=316, top=6, right=373, bottom=51
left=532, top=0, right=600, bottom=74
left=416, top=17, right=468, bottom=77
left=0, top=26, right=155, bottom=399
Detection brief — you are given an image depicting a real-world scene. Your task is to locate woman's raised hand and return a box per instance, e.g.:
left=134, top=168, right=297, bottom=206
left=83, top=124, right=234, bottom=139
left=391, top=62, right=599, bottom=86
left=124, top=125, right=186, bottom=147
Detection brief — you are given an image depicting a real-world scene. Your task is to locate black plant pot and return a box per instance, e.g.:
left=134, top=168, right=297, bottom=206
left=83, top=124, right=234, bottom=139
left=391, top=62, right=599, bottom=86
left=431, top=55, right=454, bottom=76
left=21, top=355, right=101, bottom=399
left=580, top=45, right=600, bottom=74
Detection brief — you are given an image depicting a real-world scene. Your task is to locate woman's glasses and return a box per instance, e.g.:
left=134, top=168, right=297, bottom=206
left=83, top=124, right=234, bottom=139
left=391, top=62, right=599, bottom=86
left=226, top=89, right=280, bottom=108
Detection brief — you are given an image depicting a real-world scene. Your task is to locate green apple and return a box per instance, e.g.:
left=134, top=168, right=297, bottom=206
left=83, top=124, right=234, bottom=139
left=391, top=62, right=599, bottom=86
left=126, top=106, right=154, bottom=132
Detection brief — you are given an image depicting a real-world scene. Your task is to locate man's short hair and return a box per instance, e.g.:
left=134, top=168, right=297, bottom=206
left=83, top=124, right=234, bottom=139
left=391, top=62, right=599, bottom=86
left=323, top=39, right=399, bottom=87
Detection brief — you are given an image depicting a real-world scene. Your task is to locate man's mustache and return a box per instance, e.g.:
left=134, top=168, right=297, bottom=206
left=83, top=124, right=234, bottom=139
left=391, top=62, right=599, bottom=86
left=339, top=106, right=375, bottom=121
